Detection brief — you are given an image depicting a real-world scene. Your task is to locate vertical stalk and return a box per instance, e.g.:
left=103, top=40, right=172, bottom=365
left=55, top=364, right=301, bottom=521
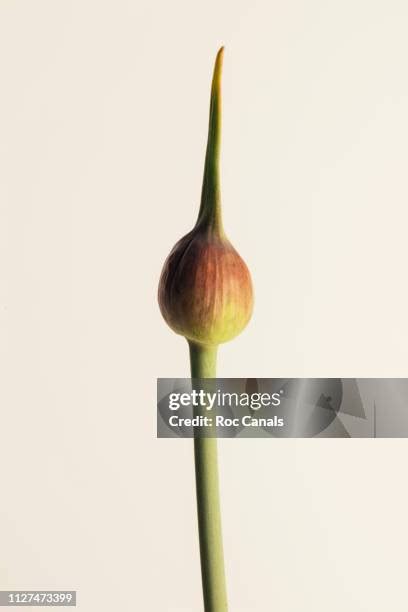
left=189, top=340, right=228, bottom=612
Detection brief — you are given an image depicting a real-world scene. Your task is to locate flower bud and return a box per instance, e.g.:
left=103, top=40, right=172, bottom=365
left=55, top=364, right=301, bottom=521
left=158, top=48, right=253, bottom=346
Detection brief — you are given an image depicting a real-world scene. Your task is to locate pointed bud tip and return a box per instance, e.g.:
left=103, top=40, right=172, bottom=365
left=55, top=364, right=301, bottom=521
left=211, top=46, right=224, bottom=96
left=215, top=47, right=224, bottom=71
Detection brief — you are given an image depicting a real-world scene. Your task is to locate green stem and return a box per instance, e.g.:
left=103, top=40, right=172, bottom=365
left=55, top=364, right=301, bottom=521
left=189, top=341, right=228, bottom=612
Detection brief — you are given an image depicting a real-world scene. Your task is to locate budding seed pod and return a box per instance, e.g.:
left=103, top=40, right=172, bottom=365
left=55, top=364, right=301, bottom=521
left=158, top=48, right=253, bottom=346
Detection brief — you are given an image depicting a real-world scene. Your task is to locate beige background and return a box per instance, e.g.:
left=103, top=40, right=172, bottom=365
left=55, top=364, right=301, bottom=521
left=1, top=0, right=408, bottom=610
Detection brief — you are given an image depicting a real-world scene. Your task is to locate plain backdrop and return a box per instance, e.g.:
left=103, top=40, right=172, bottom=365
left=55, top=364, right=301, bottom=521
left=2, top=0, right=408, bottom=610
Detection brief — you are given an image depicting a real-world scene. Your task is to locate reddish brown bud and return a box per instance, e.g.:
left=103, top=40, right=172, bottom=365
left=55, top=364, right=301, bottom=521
left=158, top=48, right=253, bottom=346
